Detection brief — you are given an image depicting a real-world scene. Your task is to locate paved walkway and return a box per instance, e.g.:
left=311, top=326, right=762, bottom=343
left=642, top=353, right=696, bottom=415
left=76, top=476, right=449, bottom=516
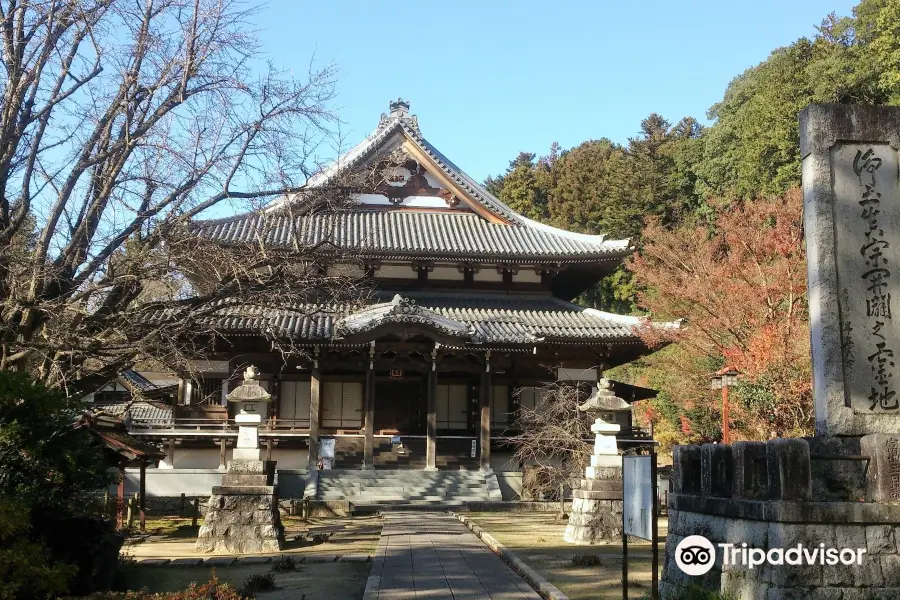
left=363, top=512, right=541, bottom=600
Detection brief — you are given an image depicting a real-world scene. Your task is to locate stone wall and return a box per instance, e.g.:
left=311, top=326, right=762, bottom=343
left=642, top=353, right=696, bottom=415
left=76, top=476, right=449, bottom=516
left=661, top=439, right=900, bottom=600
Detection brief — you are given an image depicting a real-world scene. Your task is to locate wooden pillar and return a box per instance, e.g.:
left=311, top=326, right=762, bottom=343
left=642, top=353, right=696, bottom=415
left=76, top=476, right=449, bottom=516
left=426, top=365, right=437, bottom=471
left=308, top=366, right=321, bottom=469
left=479, top=364, right=492, bottom=471
left=116, top=466, right=125, bottom=528
left=218, top=438, right=227, bottom=469
left=364, top=366, right=375, bottom=469
left=139, top=462, right=147, bottom=532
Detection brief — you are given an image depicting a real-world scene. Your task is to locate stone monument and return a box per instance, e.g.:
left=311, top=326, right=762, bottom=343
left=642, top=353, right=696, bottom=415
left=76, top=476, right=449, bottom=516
left=563, top=378, right=629, bottom=544
left=800, top=104, right=900, bottom=437
left=659, top=105, right=900, bottom=599
left=196, top=366, right=284, bottom=554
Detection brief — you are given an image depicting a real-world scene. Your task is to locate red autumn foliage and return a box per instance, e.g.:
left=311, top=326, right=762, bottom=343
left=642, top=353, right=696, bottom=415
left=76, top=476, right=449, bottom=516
left=629, top=188, right=813, bottom=438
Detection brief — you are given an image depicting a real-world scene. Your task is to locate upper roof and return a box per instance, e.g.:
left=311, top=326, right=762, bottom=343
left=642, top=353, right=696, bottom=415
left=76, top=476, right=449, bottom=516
left=190, top=210, right=628, bottom=262
left=190, top=99, right=630, bottom=263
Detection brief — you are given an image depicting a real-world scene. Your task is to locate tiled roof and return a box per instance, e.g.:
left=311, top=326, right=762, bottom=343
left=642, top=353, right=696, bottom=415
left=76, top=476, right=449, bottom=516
left=192, top=101, right=630, bottom=262
left=119, top=369, right=158, bottom=392
left=190, top=210, right=627, bottom=262
left=193, top=292, right=650, bottom=345
left=93, top=400, right=173, bottom=423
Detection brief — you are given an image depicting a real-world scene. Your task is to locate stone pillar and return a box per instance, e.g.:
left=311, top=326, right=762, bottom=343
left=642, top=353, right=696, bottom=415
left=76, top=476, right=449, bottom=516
left=800, top=105, right=900, bottom=436
left=732, top=441, right=767, bottom=499
left=426, top=365, right=437, bottom=471
left=767, top=438, right=811, bottom=500
left=479, top=367, right=492, bottom=471
left=218, top=438, right=227, bottom=470
left=564, top=379, right=625, bottom=545
left=700, top=443, right=733, bottom=498
left=308, top=366, right=321, bottom=469
left=159, top=438, right=176, bottom=469
left=364, top=366, right=375, bottom=469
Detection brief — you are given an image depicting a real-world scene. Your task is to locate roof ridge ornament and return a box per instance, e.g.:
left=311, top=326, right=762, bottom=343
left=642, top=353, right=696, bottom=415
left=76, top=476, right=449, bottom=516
left=390, top=294, right=420, bottom=315
left=377, top=98, right=421, bottom=137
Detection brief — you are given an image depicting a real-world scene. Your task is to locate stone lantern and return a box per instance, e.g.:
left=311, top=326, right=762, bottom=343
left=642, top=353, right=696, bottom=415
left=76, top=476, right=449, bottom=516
left=564, top=378, right=630, bottom=545
left=196, top=365, right=283, bottom=554
left=227, top=366, right=272, bottom=461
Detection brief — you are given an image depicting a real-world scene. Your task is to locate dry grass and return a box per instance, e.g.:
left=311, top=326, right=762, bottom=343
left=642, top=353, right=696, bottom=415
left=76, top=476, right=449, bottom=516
left=125, top=515, right=382, bottom=559
left=123, top=562, right=370, bottom=600
left=465, top=512, right=667, bottom=600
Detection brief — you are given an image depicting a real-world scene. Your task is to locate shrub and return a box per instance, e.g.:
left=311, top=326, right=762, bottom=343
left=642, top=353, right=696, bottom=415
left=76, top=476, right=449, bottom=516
left=66, top=575, right=244, bottom=599
left=569, top=553, right=603, bottom=567
left=271, top=554, right=296, bottom=572
left=0, top=372, right=119, bottom=598
left=237, top=572, right=275, bottom=597
left=0, top=498, right=77, bottom=600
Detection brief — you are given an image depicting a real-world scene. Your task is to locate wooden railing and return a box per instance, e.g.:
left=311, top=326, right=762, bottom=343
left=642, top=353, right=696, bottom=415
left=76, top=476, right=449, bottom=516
left=127, top=417, right=312, bottom=433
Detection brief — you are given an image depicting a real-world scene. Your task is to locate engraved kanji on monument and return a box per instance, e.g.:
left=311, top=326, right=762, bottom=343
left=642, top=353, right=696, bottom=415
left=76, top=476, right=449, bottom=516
left=800, top=105, right=900, bottom=436
left=860, top=434, right=900, bottom=502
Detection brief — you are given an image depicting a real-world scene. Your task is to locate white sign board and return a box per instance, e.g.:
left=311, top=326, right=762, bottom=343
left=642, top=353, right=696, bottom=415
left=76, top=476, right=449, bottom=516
left=623, top=455, right=653, bottom=541
left=320, top=437, right=335, bottom=459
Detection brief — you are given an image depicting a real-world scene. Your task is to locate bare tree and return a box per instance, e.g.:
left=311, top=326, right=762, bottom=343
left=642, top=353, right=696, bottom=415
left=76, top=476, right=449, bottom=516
left=510, top=379, right=594, bottom=501
left=0, top=0, right=368, bottom=395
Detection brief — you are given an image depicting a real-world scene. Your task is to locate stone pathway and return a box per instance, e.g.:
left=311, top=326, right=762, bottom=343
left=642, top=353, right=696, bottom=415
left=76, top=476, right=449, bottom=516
left=364, top=512, right=540, bottom=600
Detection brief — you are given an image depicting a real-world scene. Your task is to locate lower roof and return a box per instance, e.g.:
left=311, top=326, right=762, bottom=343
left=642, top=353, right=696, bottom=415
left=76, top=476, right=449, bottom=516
left=204, top=291, right=653, bottom=347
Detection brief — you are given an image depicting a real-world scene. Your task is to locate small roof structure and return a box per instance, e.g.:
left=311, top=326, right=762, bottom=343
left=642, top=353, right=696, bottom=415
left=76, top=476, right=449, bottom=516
left=77, top=412, right=164, bottom=465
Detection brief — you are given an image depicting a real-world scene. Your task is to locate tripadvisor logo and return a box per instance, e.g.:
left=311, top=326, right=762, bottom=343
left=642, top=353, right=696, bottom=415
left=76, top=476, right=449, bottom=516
left=675, top=535, right=868, bottom=576
left=675, top=536, right=716, bottom=576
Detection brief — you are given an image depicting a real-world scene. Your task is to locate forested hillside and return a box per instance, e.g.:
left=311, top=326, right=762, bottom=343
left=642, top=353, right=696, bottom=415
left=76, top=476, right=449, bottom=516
left=485, top=0, right=900, bottom=446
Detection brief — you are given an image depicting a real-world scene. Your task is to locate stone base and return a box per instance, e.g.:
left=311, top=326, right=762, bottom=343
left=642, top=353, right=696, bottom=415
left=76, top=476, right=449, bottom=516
left=564, top=496, right=624, bottom=544
left=563, top=476, right=624, bottom=545
left=195, top=460, right=284, bottom=555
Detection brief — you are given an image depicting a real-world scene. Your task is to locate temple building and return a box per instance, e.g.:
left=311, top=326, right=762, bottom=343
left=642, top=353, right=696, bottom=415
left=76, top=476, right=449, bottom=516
left=109, top=100, right=668, bottom=501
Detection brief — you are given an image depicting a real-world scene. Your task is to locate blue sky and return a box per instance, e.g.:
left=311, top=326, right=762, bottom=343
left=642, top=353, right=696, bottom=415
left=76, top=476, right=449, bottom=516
left=253, top=0, right=858, bottom=183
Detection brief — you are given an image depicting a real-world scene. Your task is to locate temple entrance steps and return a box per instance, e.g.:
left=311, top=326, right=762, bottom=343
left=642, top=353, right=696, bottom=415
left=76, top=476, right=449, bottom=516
left=314, top=469, right=503, bottom=505
left=331, top=436, right=480, bottom=470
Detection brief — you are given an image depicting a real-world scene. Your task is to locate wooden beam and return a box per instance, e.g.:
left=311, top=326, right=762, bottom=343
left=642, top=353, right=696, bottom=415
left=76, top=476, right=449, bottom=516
left=400, top=140, right=509, bottom=224
left=116, top=466, right=125, bottom=529
left=479, top=368, right=492, bottom=471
